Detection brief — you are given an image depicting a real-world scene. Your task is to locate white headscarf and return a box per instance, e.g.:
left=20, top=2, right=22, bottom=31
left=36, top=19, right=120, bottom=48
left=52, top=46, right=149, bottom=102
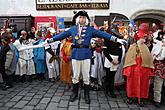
left=75, top=16, right=89, bottom=26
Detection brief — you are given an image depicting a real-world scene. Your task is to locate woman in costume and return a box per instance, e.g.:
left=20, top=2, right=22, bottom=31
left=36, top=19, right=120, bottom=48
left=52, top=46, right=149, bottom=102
left=123, top=23, right=154, bottom=106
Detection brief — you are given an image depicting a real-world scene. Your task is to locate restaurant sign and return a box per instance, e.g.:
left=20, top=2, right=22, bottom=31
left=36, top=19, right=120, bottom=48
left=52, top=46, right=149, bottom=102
left=36, top=0, right=110, bottom=10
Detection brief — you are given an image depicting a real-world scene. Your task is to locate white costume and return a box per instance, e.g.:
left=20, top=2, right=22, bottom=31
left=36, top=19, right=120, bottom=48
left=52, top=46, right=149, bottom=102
left=45, top=41, right=61, bottom=79
left=90, top=38, right=105, bottom=86
left=14, top=39, right=35, bottom=76
left=90, top=51, right=104, bottom=86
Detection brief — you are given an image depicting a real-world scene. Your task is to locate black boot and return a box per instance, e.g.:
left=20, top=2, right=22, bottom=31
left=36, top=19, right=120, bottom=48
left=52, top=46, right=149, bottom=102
left=70, top=83, right=79, bottom=102
left=14, top=75, right=20, bottom=83
left=28, top=75, right=32, bottom=83
left=84, top=84, right=90, bottom=104
left=109, top=82, right=116, bottom=98
left=110, top=90, right=117, bottom=98
left=21, top=75, right=26, bottom=83
left=105, top=80, right=111, bottom=96
left=109, top=71, right=116, bottom=98
left=153, top=101, right=161, bottom=108
left=139, top=99, right=145, bottom=107
left=105, top=68, right=111, bottom=96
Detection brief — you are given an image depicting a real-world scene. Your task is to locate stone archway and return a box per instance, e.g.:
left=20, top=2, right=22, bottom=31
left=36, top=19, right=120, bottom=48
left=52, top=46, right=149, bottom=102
left=130, top=9, right=165, bottom=29
left=130, top=9, right=165, bottom=22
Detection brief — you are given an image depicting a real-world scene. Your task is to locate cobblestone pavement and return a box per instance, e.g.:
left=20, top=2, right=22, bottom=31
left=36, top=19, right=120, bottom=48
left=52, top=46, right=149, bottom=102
left=0, top=80, right=164, bottom=110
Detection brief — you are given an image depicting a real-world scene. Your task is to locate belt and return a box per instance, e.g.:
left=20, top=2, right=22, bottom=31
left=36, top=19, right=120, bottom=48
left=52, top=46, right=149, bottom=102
left=72, top=45, right=90, bottom=48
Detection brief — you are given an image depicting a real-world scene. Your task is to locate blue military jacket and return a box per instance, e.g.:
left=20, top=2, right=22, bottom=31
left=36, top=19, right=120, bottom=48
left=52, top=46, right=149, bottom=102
left=52, top=25, right=115, bottom=60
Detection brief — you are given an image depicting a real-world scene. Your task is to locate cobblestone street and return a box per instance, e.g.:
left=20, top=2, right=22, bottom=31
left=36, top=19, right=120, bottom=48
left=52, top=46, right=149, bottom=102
left=0, top=80, right=164, bottom=110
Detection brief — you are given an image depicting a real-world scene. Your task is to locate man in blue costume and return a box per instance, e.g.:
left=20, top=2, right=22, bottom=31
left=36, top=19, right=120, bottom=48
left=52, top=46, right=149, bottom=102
left=47, top=10, right=126, bottom=104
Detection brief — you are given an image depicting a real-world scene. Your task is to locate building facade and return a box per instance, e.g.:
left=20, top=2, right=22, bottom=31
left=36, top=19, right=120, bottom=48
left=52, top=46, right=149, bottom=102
left=0, top=0, right=164, bottom=30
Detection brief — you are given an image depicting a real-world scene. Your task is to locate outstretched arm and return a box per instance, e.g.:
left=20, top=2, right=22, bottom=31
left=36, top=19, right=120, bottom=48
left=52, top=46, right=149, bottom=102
left=52, top=30, right=71, bottom=42
left=92, top=28, right=126, bottom=44
left=92, top=28, right=117, bottom=41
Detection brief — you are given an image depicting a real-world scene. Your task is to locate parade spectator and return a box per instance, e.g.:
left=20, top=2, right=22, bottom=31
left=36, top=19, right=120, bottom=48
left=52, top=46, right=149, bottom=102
left=45, top=30, right=52, bottom=39
left=29, top=27, right=36, bottom=39
left=0, top=33, right=17, bottom=90
left=6, top=28, right=15, bottom=43
left=11, top=24, right=18, bottom=39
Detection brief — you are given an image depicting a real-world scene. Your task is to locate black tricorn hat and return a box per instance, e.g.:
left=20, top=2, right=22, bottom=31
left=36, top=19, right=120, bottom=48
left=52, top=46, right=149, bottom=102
left=72, top=10, right=90, bottom=23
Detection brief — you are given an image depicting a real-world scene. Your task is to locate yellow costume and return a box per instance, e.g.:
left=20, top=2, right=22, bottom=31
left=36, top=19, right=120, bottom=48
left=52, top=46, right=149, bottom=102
left=60, top=39, right=72, bottom=84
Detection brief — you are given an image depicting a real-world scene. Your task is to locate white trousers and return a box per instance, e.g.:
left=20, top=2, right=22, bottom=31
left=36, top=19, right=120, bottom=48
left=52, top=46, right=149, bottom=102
left=46, top=52, right=60, bottom=79
left=72, top=59, right=90, bottom=85
left=153, top=76, right=165, bottom=103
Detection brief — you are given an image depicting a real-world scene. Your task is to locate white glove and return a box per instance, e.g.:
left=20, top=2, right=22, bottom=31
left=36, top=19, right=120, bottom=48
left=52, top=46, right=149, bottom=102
left=117, top=38, right=127, bottom=45
left=46, top=38, right=54, bottom=43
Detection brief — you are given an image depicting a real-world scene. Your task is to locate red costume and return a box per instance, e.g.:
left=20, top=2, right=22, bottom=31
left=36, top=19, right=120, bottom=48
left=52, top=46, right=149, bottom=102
left=123, top=23, right=154, bottom=103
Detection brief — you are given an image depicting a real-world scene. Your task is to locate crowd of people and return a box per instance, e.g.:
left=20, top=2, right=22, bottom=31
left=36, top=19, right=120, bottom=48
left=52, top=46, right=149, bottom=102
left=0, top=11, right=165, bottom=107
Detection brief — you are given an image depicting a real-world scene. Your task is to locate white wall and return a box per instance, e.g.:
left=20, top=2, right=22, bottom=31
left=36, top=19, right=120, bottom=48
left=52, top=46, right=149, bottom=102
left=0, top=0, right=164, bottom=19
left=110, top=0, right=165, bottom=18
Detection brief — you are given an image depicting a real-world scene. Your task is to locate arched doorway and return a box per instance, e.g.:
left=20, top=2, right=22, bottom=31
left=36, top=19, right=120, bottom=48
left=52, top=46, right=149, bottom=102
left=130, top=9, right=165, bottom=30
left=131, top=9, right=165, bottom=104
